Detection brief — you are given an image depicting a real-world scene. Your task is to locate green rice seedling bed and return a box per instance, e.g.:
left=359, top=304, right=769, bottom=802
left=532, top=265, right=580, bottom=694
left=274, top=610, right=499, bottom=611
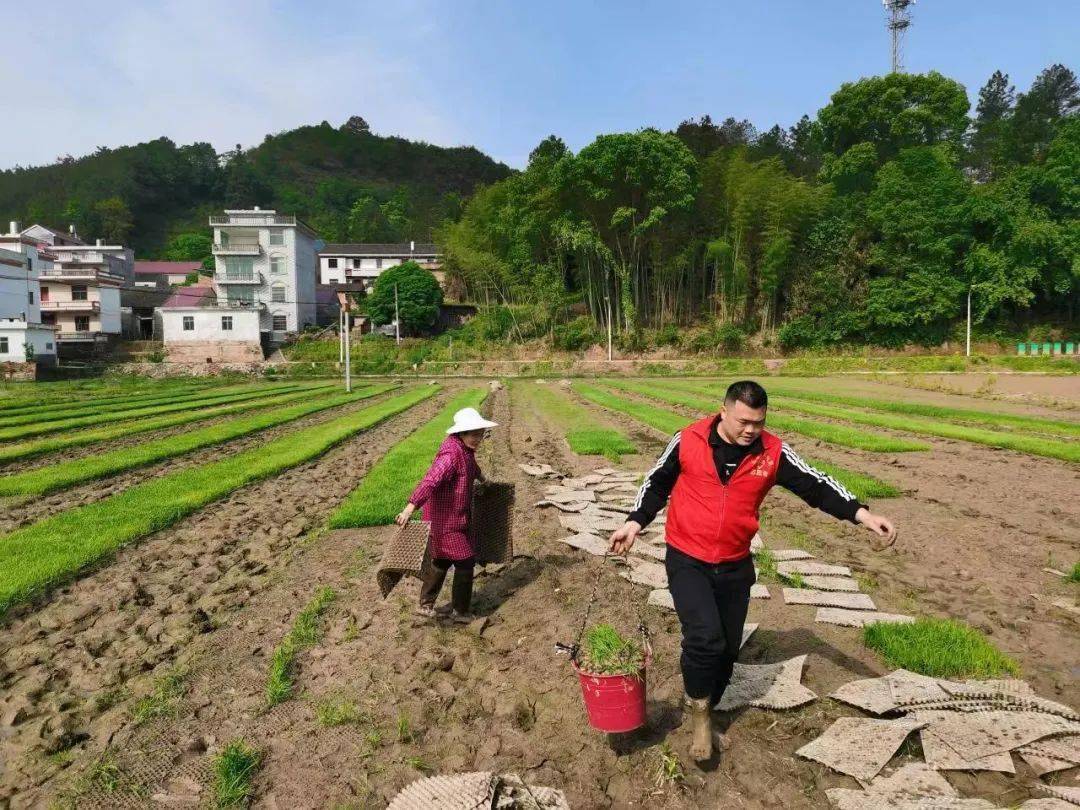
left=329, top=388, right=488, bottom=528
left=0, top=385, right=394, bottom=496
left=0, top=383, right=354, bottom=466
left=0, top=386, right=436, bottom=613
left=0, top=381, right=315, bottom=430
left=763, top=384, right=1080, bottom=440
left=577, top=382, right=898, bottom=500
left=0, top=382, right=335, bottom=442
left=515, top=382, right=635, bottom=461
left=863, top=618, right=1019, bottom=678
left=678, top=380, right=1080, bottom=464
left=0, top=381, right=215, bottom=417
left=605, top=379, right=929, bottom=452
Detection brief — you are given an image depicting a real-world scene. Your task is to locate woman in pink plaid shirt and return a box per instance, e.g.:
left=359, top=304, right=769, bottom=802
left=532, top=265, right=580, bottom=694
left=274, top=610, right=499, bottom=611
left=396, top=407, right=498, bottom=622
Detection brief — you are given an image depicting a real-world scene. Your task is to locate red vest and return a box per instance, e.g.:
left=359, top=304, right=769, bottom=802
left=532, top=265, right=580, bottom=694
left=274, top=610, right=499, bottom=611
left=665, top=415, right=782, bottom=564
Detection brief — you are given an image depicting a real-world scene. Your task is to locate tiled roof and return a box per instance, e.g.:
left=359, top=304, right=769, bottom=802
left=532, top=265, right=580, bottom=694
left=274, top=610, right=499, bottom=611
left=134, top=260, right=203, bottom=275
left=160, top=284, right=216, bottom=309
left=319, top=243, right=440, bottom=256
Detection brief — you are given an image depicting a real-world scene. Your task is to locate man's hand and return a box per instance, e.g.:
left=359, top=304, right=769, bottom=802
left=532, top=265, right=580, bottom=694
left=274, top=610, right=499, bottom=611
left=609, top=520, right=643, bottom=555
left=395, top=503, right=416, bottom=527
left=855, top=507, right=897, bottom=548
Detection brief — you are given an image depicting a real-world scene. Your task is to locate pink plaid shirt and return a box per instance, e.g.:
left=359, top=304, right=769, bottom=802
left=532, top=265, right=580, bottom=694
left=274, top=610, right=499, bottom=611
left=409, top=435, right=482, bottom=561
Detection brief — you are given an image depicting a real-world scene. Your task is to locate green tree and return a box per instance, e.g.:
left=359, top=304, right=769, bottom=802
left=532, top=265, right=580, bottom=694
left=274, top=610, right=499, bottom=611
left=967, top=70, right=1015, bottom=181
left=347, top=195, right=391, bottom=241
left=163, top=232, right=213, bottom=271
left=864, top=146, right=973, bottom=343
left=94, top=197, right=133, bottom=244
left=818, top=72, right=970, bottom=161
left=366, top=261, right=443, bottom=332
left=1000, top=64, right=1080, bottom=166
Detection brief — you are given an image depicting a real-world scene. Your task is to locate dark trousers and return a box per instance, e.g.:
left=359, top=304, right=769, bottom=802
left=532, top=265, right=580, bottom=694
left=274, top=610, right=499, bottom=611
left=665, top=545, right=755, bottom=704
left=419, top=557, right=475, bottom=613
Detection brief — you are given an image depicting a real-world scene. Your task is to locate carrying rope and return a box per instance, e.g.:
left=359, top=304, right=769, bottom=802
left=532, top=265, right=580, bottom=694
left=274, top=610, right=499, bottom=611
left=555, top=551, right=651, bottom=664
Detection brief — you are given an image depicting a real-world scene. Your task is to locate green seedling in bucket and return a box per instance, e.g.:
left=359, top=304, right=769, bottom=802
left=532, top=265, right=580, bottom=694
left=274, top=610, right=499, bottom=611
left=578, top=623, right=646, bottom=677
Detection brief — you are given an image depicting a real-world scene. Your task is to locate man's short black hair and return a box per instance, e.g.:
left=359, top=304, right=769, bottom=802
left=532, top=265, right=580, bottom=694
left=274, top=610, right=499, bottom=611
left=725, top=380, right=768, bottom=409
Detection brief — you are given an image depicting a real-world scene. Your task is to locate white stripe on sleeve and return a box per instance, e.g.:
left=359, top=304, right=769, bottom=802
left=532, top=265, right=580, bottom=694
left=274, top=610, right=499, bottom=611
left=633, top=432, right=681, bottom=511
left=781, top=442, right=856, bottom=502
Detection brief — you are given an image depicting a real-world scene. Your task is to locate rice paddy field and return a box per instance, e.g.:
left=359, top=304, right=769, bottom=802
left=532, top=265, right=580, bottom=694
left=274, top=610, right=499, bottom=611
left=0, top=371, right=1076, bottom=808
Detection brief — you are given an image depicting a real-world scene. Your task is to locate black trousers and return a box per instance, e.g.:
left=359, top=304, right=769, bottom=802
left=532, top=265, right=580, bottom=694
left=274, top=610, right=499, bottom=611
left=665, top=545, right=755, bottom=704
left=419, top=557, right=475, bottom=613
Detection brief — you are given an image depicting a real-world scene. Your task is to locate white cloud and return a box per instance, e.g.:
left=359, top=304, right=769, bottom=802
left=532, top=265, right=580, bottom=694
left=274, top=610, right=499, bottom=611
left=0, top=0, right=464, bottom=169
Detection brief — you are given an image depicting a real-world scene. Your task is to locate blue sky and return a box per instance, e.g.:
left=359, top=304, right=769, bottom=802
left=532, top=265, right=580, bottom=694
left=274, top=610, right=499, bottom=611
left=3, top=0, right=1076, bottom=171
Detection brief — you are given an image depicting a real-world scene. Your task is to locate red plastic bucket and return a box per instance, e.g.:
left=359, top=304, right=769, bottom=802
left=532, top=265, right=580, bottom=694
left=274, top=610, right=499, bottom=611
left=572, top=657, right=649, bottom=733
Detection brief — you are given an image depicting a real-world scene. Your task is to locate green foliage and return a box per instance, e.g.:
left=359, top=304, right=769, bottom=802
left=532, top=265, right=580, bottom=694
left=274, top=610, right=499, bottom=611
left=164, top=232, right=214, bottom=271
left=133, top=665, right=189, bottom=723
left=366, top=261, right=443, bottom=333
left=863, top=618, right=1019, bottom=678
left=212, top=739, right=261, bottom=808
left=1066, top=562, right=1080, bottom=584
left=579, top=623, right=645, bottom=676
left=0, top=388, right=433, bottom=613
left=552, top=316, right=601, bottom=351
left=315, top=697, right=364, bottom=727
left=329, top=388, right=485, bottom=528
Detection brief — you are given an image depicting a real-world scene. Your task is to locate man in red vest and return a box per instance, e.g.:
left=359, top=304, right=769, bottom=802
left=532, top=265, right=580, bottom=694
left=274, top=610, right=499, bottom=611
left=609, top=380, right=896, bottom=761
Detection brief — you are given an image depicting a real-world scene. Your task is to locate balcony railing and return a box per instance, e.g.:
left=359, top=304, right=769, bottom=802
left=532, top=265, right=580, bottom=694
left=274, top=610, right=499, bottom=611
left=209, top=214, right=296, bottom=226
left=216, top=270, right=263, bottom=285
left=39, top=268, right=124, bottom=285
left=40, top=300, right=100, bottom=313
left=213, top=240, right=261, bottom=255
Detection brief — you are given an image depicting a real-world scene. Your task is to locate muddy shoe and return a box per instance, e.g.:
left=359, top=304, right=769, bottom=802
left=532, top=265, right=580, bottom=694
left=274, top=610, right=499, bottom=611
left=684, top=695, right=713, bottom=761
left=434, top=604, right=453, bottom=617
left=450, top=610, right=475, bottom=624
left=415, top=605, right=436, bottom=619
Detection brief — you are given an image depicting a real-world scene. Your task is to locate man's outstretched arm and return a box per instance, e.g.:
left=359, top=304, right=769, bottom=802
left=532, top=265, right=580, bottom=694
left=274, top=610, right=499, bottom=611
left=611, top=432, right=681, bottom=554
left=776, top=442, right=897, bottom=544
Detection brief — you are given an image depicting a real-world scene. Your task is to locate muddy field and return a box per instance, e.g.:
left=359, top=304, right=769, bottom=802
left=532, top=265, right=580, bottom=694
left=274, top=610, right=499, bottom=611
left=0, top=374, right=1076, bottom=808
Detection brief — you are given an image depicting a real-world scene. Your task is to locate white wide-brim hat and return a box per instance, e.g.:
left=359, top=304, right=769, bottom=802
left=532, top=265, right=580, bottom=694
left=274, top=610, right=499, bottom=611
left=447, top=407, right=499, bottom=435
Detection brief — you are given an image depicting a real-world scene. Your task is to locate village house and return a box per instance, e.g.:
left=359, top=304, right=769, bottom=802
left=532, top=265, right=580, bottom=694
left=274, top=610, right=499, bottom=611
left=159, top=208, right=321, bottom=362
left=318, top=241, right=442, bottom=290
left=0, top=223, right=58, bottom=370
left=133, top=260, right=203, bottom=287
left=19, top=225, right=134, bottom=355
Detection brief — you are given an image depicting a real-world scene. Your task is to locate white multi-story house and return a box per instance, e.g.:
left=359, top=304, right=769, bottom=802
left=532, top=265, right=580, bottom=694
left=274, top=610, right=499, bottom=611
left=0, top=222, right=58, bottom=365
left=318, top=242, right=442, bottom=289
left=160, top=208, right=321, bottom=361
left=19, top=226, right=133, bottom=351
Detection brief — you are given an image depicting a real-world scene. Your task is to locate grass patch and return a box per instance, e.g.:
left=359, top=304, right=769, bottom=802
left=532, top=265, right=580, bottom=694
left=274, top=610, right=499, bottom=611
left=0, top=386, right=435, bottom=613
left=578, top=623, right=645, bottom=676
left=0, top=382, right=334, bottom=442
left=652, top=742, right=685, bottom=790
left=329, top=388, right=488, bottom=528
left=755, top=547, right=778, bottom=582
left=0, top=381, right=214, bottom=418
left=315, top=696, right=364, bottom=726
left=862, top=618, right=1019, bottom=678
left=132, top=666, right=188, bottom=724
left=1066, top=562, right=1080, bottom=584
left=0, top=386, right=392, bottom=496
left=580, top=381, right=899, bottom=500
left=212, top=739, right=261, bottom=808
left=266, top=586, right=337, bottom=706
left=515, top=382, right=635, bottom=461
left=0, top=383, right=342, bottom=467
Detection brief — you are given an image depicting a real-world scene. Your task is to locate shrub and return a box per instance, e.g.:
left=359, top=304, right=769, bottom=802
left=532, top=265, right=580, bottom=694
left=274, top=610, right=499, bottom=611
left=366, top=261, right=443, bottom=333
left=553, top=316, right=600, bottom=351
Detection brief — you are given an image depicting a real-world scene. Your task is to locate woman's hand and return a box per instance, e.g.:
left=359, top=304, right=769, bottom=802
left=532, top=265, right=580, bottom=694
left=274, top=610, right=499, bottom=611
left=395, top=503, right=416, bottom=526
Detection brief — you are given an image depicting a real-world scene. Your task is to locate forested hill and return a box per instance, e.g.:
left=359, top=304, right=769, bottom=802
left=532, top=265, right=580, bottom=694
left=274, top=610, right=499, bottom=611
left=0, top=116, right=512, bottom=255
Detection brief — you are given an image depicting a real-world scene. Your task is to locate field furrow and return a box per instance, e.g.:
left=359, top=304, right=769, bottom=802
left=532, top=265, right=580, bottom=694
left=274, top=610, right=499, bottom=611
left=0, top=385, right=437, bottom=613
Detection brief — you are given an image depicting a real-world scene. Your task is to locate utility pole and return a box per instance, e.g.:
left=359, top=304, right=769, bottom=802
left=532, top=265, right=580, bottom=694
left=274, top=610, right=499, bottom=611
left=338, top=308, right=345, bottom=364
left=605, top=293, right=613, bottom=362
left=966, top=287, right=972, bottom=358
left=883, top=0, right=915, bottom=74
left=344, top=310, right=352, bottom=392
left=394, top=284, right=401, bottom=346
